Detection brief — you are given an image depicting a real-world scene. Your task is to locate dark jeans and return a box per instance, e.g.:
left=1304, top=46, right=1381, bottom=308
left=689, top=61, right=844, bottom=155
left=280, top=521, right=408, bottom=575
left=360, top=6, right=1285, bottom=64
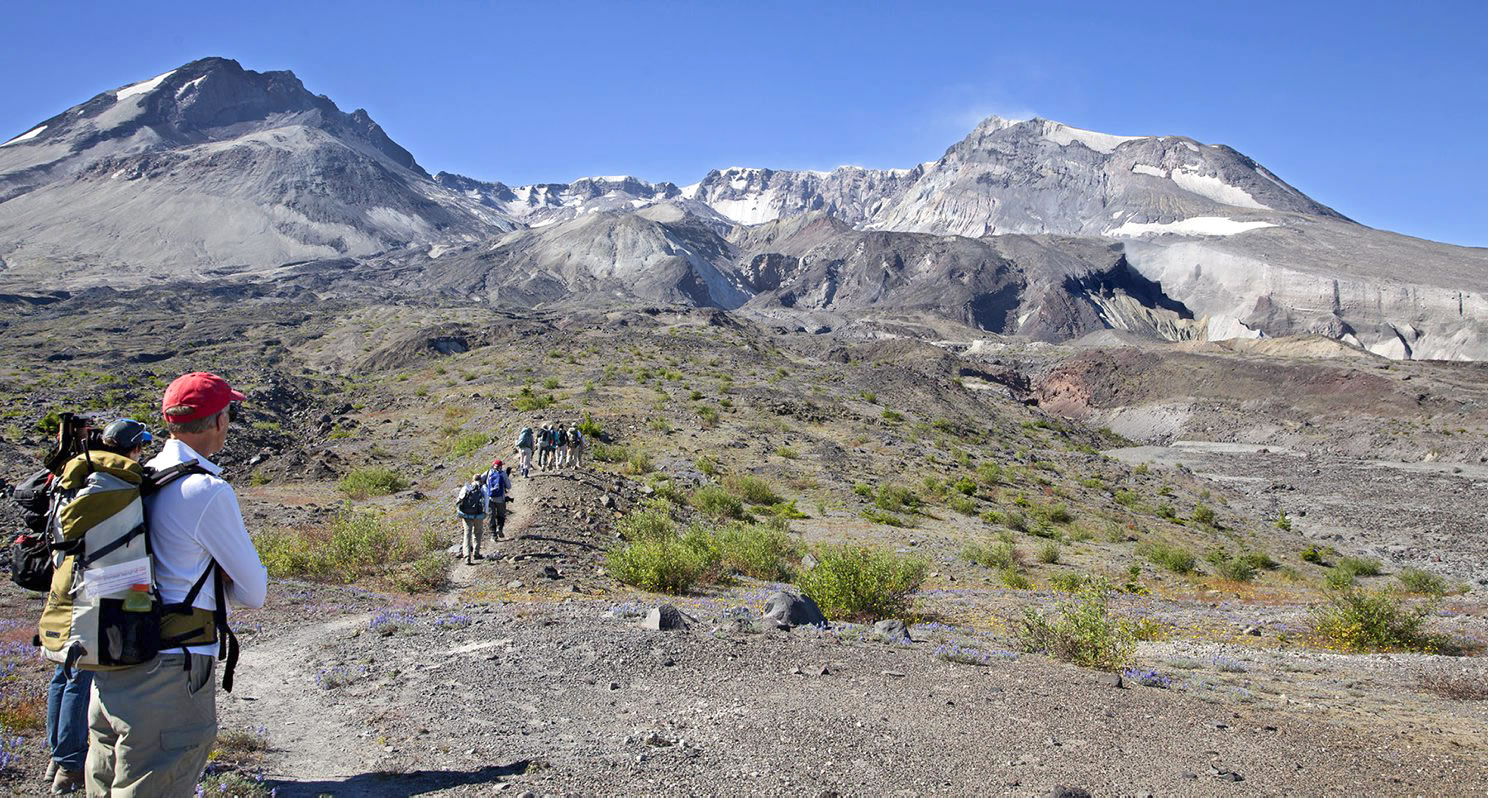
left=48, top=664, right=93, bottom=770
left=488, top=501, right=507, bottom=537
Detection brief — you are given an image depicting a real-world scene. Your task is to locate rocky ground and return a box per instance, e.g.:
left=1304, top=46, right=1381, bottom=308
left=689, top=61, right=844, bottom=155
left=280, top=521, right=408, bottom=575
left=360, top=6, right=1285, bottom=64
left=3, top=291, right=1488, bottom=796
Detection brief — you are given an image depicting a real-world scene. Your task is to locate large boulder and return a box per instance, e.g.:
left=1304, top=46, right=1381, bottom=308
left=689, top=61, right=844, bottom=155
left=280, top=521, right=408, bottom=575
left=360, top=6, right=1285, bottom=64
left=762, top=591, right=827, bottom=629
left=873, top=619, right=911, bottom=643
left=641, top=604, right=694, bottom=631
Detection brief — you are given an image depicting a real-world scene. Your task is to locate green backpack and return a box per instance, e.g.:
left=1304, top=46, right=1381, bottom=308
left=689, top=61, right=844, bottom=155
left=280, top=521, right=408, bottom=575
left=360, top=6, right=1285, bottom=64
left=37, top=449, right=240, bottom=688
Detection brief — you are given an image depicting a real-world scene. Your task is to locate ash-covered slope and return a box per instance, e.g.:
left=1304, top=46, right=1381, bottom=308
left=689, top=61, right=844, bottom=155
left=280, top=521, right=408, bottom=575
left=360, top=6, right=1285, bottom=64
left=0, top=57, right=513, bottom=285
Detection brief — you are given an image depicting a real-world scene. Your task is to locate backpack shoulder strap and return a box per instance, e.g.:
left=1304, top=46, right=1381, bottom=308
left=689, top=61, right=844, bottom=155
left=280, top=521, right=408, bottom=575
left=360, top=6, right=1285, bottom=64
left=141, top=461, right=211, bottom=496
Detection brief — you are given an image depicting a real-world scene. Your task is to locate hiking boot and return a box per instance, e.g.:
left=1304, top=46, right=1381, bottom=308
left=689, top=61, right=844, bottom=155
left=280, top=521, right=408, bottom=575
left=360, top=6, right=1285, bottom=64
left=45, top=761, right=58, bottom=782
left=472, top=552, right=484, bottom=560
left=51, top=768, right=84, bottom=794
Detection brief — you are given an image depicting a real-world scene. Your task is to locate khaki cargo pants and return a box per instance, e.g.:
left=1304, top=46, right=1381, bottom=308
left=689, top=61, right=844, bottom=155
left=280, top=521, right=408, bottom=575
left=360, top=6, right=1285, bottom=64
left=86, top=653, right=216, bottom=798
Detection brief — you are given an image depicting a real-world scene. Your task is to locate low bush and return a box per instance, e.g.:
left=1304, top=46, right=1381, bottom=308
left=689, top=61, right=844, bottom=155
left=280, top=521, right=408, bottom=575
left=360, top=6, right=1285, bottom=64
left=1036, top=540, right=1062, bottom=565
left=713, top=523, right=803, bottom=582
left=724, top=474, right=781, bottom=505
left=1324, top=568, right=1356, bottom=590
left=624, top=451, right=654, bottom=476
left=337, top=467, right=408, bottom=499
left=860, top=507, right=911, bottom=527
left=1300, top=545, right=1328, bottom=565
left=1138, top=541, right=1197, bottom=575
left=691, top=484, right=746, bottom=520
left=1191, top=502, right=1217, bottom=527
left=1399, top=568, right=1448, bottom=596
left=616, top=500, right=677, bottom=542
left=448, top=432, right=488, bottom=458
left=1039, top=504, right=1074, bottom=525
left=798, top=544, right=927, bottom=622
left=591, top=443, right=628, bottom=463
left=695, top=455, right=719, bottom=477
left=1311, top=588, right=1448, bottom=654
left=577, top=411, right=605, bottom=441
left=606, top=532, right=720, bottom=594
left=1048, top=571, right=1088, bottom=592
left=1337, top=556, right=1383, bottom=577
left=1017, top=582, right=1136, bottom=670
left=1215, top=557, right=1258, bottom=582
left=1000, top=569, right=1032, bottom=589
left=952, top=476, right=978, bottom=496
left=874, top=485, right=920, bottom=514
left=255, top=507, right=436, bottom=588
left=963, top=540, right=1022, bottom=571
left=946, top=494, right=979, bottom=515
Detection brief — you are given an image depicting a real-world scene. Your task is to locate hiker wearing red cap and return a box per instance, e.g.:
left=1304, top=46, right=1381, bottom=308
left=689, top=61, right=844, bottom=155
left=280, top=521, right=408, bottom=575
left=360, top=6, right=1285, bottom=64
left=485, top=460, right=512, bottom=540
left=85, top=372, right=267, bottom=797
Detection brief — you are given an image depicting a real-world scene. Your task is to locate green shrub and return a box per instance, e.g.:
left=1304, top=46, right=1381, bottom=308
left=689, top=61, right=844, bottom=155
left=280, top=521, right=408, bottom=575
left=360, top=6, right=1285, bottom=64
left=976, top=462, right=1003, bottom=484
left=577, top=411, right=604, bottom=441
left=697, top=405, right=720, bottom=427
left=1156, top=503, right=1177, bottom=520
left=1237, top=551, right=1278, bottom=571
left=1398, top=568, right=1447, bottom=596
left=1040, top=504, right=1074, bottom=525
left=616, top=500, right=677, bottom=542
left=860, top=507, right=911, bottom=527
left=607, top=533, right=720, bottom=594
left=725, top=474, right=781, bottom=505
left=1036, top=541, right=1062, bottom=565
left=774, top=445, right=799, bottom=459
left=881, top=409, right=904, bottom=423
left=694, top=455, right=719, bottom=477
left=1191, top=502, right=1217, bottom=527
left=946, top=494, right=979, bottom=516
left=1113, top=490, right=1140, bottom=508
left=337, top=467, right=409, bottom=499
left=1300, top=545, right=1327, bottom=565
left=1138, top=541, right=1196, bottom=574
left=1004, top=510, right=1030, bottom=533
left=1216, top=557, right=1257, bottom=582
left=1000, top=569, right=1032, bottom=589
left=391, top=553, right=449, bottom=593
left=1017, top=582, right=1136, bottom=670
left=691, top=484, right=745, bottom=520
left=255, top=507, right=434, bottom=587
left=587, top=443, right=625, bottom=464
left=1324, top=568, right=1356, bottom=590
left=765, top=499, right=809, bottom=520
left=513, top=388, right=556, bottom=412
left=952, top=476, right=978, bottom=496
left=1337, top=556, right=1383, bottom=577
left=624, top=451, right=654, bottom=475
left=1275, top=511, right=1293, bottom=531
left=797, top=544, right=927, bottom=622
left=1048, top=571, right=1088, bottom=592
left=1311, top=588, right=1446, bottom=653
left=449, top=432, right=488, bottom=457
left=852, top=482, right=874, bottom=498
left=963, top=540, right=1021, bottom=570
left=713, top=523, right=803, bottom=581
left=874, top=485, right=920, bottom=514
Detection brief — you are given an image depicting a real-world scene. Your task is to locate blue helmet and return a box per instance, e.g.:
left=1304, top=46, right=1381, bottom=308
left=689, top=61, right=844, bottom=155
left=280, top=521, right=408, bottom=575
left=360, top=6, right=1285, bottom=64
left=101, top=418, right=153, bottom=452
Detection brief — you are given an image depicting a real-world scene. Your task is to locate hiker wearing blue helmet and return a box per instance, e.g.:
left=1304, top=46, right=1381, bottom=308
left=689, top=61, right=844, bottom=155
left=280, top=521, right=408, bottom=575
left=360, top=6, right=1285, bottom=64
left=43, top=419, right=153, bottom=794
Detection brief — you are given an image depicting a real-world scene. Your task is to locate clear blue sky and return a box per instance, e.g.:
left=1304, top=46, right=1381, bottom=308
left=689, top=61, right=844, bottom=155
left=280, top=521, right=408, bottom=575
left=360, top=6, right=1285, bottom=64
left=4, top=1, right=1485, bottom=246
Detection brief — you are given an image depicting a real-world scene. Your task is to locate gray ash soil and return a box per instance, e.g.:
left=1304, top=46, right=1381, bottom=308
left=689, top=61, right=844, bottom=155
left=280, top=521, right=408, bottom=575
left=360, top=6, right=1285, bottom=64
left=223, top=599, right=1486, bottom=798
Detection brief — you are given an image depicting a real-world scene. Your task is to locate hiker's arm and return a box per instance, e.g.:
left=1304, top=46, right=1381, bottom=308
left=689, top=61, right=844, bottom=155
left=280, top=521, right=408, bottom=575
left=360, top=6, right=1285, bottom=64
left=198, top=486, right=268, bottom=609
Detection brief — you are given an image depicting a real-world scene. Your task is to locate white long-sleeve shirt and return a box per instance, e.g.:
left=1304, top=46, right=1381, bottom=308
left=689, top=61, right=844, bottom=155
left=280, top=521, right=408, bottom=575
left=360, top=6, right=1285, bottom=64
left=144, top=438, right=268, bottom=656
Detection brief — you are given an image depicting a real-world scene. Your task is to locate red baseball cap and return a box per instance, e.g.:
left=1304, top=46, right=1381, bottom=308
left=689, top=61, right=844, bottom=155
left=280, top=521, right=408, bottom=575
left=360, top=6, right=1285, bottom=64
left=161, top=372, right=245, bottom=424
left=492, top=459, right=504, bottom=467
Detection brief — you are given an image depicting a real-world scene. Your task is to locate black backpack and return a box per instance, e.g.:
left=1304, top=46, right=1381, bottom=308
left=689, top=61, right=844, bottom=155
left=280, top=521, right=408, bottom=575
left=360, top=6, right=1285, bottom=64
left=6, top=469, right=54, bottom=591
left=457, top=486, right=484, bottom=516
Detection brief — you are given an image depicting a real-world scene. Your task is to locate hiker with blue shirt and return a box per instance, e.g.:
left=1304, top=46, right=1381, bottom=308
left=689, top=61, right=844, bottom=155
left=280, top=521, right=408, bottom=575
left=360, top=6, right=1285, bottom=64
left=485, top=460, right=512, bottom=540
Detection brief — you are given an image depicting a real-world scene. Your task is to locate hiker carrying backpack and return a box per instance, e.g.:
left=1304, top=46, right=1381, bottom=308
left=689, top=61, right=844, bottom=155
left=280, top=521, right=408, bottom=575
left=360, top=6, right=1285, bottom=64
left=36, top=434, right=234, bottom=681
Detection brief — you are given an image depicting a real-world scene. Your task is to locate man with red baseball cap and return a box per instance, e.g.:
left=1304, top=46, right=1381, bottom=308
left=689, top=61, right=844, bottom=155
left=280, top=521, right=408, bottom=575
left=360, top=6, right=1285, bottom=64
left=485, top=459, right=512, bottom=541
left=85, top=372, right=266, bottom=797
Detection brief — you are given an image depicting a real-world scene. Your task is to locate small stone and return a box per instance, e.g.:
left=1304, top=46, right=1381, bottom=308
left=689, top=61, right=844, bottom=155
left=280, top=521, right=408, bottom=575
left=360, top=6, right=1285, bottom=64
left=1048, top=788, right=1092, bottom=798
left=817, top=665, right=831, bottom=676
left=1098, top=672, right=1123, bottom=689
left=641, top=605, right=695, bottom=631
left=881, top=670, right=906, bottom=678
left=873, top=619, right=911, bottom=643
left=507, top=580, right=525, bottom=589
left=608, top=681, right=621, bottom=691
left=1243, top=625, right=1262, bottom=636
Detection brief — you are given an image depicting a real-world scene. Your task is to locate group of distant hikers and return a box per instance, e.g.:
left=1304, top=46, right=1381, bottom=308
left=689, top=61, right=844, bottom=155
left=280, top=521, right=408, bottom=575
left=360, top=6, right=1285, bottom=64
left=6, top=372, right=267, bottom=795
left=5, top=371, right=585, bottom=795
left=453, top=420, right=586, bottom=564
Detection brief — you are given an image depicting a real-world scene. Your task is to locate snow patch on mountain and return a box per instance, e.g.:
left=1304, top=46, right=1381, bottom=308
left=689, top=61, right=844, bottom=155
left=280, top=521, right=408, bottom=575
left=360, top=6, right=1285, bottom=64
left=1, top=125, right=46, bottom=146
left=116, top=70, right=177, bottom=100
left=1171, top=168, right=1269, bottom=209
left=1131, top=164, right=1166, bottom=177
left=1106, top=217, right=1277, bottom=237
left=1042, top=121, right=1145, bottom=154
